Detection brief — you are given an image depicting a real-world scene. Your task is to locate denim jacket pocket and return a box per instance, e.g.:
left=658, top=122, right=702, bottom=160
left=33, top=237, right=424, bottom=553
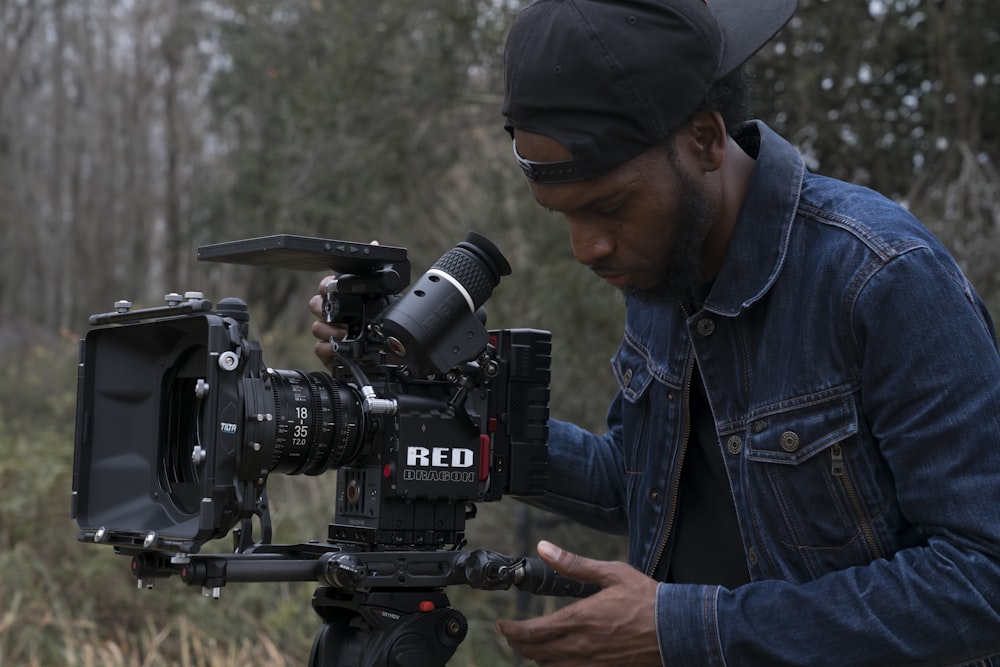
left=742, top=389, right=886, bottom=581
left=745, top=391, right=857, bottom=465
left=612, top=337, right=655, bottom=405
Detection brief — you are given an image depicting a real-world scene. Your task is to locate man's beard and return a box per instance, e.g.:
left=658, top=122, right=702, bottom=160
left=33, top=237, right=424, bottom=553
left=625, top=170, right=714, bottom=307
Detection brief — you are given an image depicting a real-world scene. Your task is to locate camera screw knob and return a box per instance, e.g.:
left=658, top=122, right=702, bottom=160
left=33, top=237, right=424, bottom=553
left=164, top=292, right=183, bottom=306
left=143, top=531, right=158, bottom=548
left=195, top=378, right=210, bottom=398
left=113, top=300, right=132, bottom=313
left=191, top=445, right=207, bottom=465
left=218, top=351, right=239, bottom=371
left=94, top=527, right=109, bottom=543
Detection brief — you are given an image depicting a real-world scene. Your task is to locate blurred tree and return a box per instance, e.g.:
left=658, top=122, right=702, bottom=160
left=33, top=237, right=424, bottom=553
left=755, top=0, right=1000, bottom=313
left=203, top=0, right=500, bottom=326
left=0, top=0, right=216, bottom=327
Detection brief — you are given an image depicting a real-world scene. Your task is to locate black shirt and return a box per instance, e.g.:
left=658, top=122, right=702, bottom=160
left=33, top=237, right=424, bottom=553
left=665, top=370, right=750, bottom=588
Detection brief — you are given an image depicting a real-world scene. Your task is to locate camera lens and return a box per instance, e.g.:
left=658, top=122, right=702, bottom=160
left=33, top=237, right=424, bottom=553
left=266, top=370, right=365, bottom=475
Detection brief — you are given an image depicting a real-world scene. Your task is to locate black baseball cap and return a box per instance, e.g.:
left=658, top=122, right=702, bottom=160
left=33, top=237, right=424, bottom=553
left=502, top=0, right=797, bottom=183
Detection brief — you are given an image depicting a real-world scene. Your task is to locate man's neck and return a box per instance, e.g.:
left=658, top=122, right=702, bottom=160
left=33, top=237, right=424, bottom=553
left=701, top=135, right=757, bottom=280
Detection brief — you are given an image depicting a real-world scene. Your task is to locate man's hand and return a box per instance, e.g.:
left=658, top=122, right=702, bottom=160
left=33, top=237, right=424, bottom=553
left=310, top=241, right=380, bottom=370
left=496, top=541, right=662, bottom=666
left=309, top=275, right=345, bottom=371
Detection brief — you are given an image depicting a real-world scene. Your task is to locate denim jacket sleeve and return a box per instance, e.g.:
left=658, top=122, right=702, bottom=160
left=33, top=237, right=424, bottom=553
left=655, top=246, right=1000, bottom=666
left=519, top=410, right=630, bottom=536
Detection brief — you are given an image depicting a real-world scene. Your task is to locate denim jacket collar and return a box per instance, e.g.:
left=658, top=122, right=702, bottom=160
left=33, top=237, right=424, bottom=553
left=704, top=121, right=805, bottom=318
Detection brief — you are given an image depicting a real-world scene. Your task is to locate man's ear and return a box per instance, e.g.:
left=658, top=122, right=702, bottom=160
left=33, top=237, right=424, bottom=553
left=686, top=110, right=728, bottom=172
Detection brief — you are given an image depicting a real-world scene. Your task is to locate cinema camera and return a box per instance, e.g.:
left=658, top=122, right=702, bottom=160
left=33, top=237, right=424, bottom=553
left=72, top=233, right=595, bottom=666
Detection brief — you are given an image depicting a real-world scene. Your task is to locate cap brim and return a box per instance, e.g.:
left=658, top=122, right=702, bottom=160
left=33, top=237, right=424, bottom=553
left=711, top=0, right=797, bottom=76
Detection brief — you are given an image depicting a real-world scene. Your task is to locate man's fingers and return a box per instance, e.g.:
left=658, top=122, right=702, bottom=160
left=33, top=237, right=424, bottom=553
left=308, top=294, right=324, bottom=319
left=497, top=545, right=660, bottom=665
left=495, top=604, right=576, bottom=644
left=536, top=540, right=622, bottom=587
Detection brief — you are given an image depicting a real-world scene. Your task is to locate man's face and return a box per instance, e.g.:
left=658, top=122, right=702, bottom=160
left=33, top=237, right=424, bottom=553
left=514, top=130, right=716, bottom=302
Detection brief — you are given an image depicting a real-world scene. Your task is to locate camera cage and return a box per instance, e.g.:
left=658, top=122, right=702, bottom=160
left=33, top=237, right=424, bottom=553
left=73, top=234, right=593, bottom=667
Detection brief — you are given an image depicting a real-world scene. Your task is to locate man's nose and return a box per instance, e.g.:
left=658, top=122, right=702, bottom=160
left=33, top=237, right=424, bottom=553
left=568, top=217, right=614, bottom=267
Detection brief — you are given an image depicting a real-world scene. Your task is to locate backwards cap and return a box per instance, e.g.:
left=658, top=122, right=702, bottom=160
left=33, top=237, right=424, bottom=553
left=502, top=0, right=796, bottom=183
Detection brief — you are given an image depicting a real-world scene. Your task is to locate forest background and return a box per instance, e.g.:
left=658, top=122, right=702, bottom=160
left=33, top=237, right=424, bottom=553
left=0, top=0, right=997, bottom=665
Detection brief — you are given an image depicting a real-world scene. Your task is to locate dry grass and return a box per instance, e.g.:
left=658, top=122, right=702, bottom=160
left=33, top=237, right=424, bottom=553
left=66, top=617, right=291, bottom=667
left=0, top=596, right=525, bottom=667
left=0, top=595, right=298, bottom=667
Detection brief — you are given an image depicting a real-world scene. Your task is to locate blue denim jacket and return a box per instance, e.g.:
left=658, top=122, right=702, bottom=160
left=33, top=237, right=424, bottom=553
left=535, top=122, right=1000, bottom=665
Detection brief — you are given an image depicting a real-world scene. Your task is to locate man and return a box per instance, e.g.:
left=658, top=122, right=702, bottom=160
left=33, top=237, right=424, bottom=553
left=314, top=0, right=1000, bottom=664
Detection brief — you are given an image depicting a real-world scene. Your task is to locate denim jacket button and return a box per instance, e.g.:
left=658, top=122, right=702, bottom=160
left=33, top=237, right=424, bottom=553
left=696, top=317, right=716, bottom=337
left=622, top=368, right=633, bottom=388
left=726, top=435, right=743, bottom=455
left=780, top=431, right=801, bottom=452
left=649, top=489, right=661, bottom=502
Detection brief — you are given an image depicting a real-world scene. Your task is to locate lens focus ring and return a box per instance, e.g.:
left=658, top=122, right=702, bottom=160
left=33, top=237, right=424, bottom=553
left=266, top=370, right=364, bottom=475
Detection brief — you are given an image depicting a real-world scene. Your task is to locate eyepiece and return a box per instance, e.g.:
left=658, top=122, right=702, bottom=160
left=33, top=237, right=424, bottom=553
left=376, top=232, right=512, bottom=375
left=436, top=232, right=512, bottom=305
left=426, top=232, right=511, bottom=311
